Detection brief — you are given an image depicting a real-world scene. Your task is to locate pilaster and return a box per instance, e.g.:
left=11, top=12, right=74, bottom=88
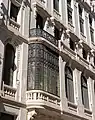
left=62, top=0, right=68, bottom=26
left=87, top=77, right=93, bottom=111
left=59, top=56, right=68, bottom=111
left=74, top=69, right=84, bottom=116
left=19, top=42, right=28, bottom=103
left=74, top=1, right=80, bottom=37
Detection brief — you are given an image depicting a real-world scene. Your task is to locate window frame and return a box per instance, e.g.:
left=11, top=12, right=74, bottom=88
left=2, top=43, right=15, bottom=86
left=65, top=66, right=74, bottom=102
left=53, top=0, right=59, bottom=12
left=81, top=74, right=89, bottom=109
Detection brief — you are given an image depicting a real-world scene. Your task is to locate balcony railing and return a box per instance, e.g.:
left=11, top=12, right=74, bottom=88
left=29, top=28, right=58, bottom=46
left=53, top=9, right=61, bottom=20
left=32, top=0, right=45, bottom=8
left=3, top=84, right=16, bottom=100
left=9, top=18, right=20, bottom=31
left=26, top=90, right=60, bottom=110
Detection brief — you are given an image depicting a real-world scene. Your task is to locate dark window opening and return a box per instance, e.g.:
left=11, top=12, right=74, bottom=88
left=2, top=44, right=15, bottom=86
left=65, top=66, right=74, bottom=102
left=0, top=113, right=14, bottom=120
left=53, top=0, right=59, bottom=12
left=67, top=0, right=72, bottom=24
left=89, top=15, right=92, bottom=27
left=70, top=39, right=75, bottom=51
left=54, top=27, right=60, bottom=40
left=80, top=17, right=84, bottom=33
left=83, top=49, right=87, bottom=60
left=67, top=0, right=71, bottom=6
left=79, top=5, right=84, bottom=34
left=68, top=8, right=72, bottom=24
left=36, top=13, right=43, bottom=29
left=89, top=15, right=94, bottom=42
left=79, top=5, right=82, bottom=17
left=81, top=75, right=89, bottom=109
left=94, top=57, right=95, bottom=66
left=10, top=3, right=20, bottom=22
left=90, top=28, right=94, bottom=42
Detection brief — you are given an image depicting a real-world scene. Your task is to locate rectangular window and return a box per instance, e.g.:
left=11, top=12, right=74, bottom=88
left=54, top=27, right=60, bottom=40
left=79, top=15, right=84, bottom=34
left=53, top=0, right=59, bottom=12
left=67, top=5, right=72, bottom=24
left=90, top=26, right=94, bottom=43
left=70, top=39, right=75, bottom=51
left=83, top=49, right=87, bottom=60
left=10, top=3, right=20, bottom=22
left=36, top=13, right=43, bottom=29
left=0, top=113, right=14, bottom=120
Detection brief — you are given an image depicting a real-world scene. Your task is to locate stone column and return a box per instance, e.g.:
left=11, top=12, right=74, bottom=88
left=74, top=1, right=80, bottom=37
left=62, top=0, right=68, bottom=26
left=59, top=56, right=68, bottom=111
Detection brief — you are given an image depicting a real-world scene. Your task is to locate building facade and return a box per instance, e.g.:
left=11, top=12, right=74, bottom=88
left=0, top=0, right=95, bottom=120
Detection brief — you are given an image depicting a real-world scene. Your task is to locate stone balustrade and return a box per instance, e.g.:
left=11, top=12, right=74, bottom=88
left=26, top=90, right=60, bottom=110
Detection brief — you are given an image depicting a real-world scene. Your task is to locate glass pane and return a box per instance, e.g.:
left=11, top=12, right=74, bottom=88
left=82, top=87, right=89, bottom=109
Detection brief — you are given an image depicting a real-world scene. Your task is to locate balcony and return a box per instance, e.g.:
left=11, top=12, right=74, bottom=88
left=26, top=90, right=60, bottom=110
left=2, top=84, right=16, bottom=100
left=53, top=9, right=61, bottom=21
left=9, top=18, right=20, bottom=31
left=29, top=28, right=58, bottom=46
left=32, top=0, right=45, bottom=8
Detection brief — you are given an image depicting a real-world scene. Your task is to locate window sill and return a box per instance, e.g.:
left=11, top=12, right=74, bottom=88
left=68, top=101, right=77, bottom=112
left=84, top=108, right=92, bottom=117
left=68, top=22, right=74, bottom=33
left=53, top=9, right=61, bottom=20
left=80, top=32, right=86, bottom=41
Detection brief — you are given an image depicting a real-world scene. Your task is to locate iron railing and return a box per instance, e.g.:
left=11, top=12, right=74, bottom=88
left=29, top=28, right=58, bottom=46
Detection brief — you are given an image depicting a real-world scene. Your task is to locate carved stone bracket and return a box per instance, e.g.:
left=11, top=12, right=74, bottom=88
left=27, top=110, right=37, bottom=120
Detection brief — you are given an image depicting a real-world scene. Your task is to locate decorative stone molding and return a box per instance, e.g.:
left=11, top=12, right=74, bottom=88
left=44, top=17, right=50, bottom=30
left=27, top=110, right=37, bottom=120
left=34, top=5, right=37, bottom=19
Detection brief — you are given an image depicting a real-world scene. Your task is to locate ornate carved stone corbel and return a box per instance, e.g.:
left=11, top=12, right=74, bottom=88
left=27, top=110, right=37, bottom=120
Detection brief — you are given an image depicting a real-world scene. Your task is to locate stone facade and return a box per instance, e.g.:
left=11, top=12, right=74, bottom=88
left=0, top=0, right=95, bottom=120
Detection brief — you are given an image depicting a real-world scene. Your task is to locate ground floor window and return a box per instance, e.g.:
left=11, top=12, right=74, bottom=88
left=0, top=113, right=14, bottom=120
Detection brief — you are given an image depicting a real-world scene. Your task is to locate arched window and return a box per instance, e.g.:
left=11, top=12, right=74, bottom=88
left=2, top=43, right=15, bottom=86
left=65, top=66, right=74, bottom=102
left=81, top=75, right=89, bottom=109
